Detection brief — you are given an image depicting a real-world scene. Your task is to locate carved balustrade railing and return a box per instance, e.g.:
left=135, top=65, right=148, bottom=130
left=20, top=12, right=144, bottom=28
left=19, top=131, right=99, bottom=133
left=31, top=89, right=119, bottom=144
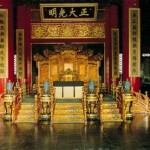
left=99, top=93, right=103, bottom=121
left=12, top=88, right=22, bottom=122
left=50, top=89, right=55, bottom=124
left=116, top=87, right=124, bottom=120
left=0, top=93, right=5, bottom=115
left=131, top=90, right=150, bottom=114
left=83, top=90, right=87, bottom=125
left=116, top=86, right=134, bottom=121
left=116, top=86, right=150, bottom=121
left=34, top=94, right=40, bottom=122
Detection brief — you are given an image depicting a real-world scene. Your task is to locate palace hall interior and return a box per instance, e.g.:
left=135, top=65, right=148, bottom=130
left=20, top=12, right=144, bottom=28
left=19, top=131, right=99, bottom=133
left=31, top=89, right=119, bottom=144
left=1, top=0, right=150, bottom=150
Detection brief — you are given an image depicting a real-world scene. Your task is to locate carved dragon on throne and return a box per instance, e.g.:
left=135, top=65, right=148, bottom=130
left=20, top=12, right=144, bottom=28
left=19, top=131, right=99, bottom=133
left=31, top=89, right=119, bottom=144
left=58, top=68, right=79, bottom=81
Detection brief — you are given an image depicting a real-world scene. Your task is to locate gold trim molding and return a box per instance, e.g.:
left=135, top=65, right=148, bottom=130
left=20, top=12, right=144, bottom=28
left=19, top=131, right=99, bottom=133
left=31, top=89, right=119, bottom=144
left=31, top=23, right=105, bottom=39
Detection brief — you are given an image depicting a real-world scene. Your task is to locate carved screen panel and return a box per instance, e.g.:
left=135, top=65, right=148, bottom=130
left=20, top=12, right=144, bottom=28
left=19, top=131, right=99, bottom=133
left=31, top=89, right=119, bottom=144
left=79, top=64, right=85, bottom=75
left=51, top=64, right=58, bottom=82
left=38, top=61, right=49, bottom=85
left=88, top=65, right=97, bottom=82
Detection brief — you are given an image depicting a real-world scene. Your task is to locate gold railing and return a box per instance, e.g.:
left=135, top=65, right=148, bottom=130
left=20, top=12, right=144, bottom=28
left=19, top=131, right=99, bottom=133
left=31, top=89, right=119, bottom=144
left=50, top=89, right=55, bottom=124
left=12, top=88, right=22, bottom=122
left=116, top=86, right=150, bottom=121
left=99, top=94, right=103, bottom=121
left=83, top=90, right=87, bottom=125
left=34, top=94, right=40, bottom=122
left=131, top=90, right=150, bottom=114
left=0, top=93, right=5, bottom=115
left=116, top=87, right=124, bottom=120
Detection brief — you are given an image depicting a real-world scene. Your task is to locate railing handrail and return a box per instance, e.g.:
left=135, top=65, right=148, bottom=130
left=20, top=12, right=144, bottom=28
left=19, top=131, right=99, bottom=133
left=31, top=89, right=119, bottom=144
left=83, top=90, right=87, bottom=125
left=12, top=88, right=22, bottom=122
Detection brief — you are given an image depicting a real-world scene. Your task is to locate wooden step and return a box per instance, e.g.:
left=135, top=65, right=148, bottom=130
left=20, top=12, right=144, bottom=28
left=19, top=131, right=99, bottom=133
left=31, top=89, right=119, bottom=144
left=101, top=114, right=122, bottom=122
left=54, top=109, right=83, bottom=115
left=16, top=103, right=35, bottom=122
left=55, top=103, right=83, bottom=109
left=53, top=114, right=85, bottom=123
left=20, top=104, right=35, bottom=110
left=53, top=102, right=85, bottom=123
left=100, top=102, right=123, bottom=122
left=18, top=109, right=35, bottom=115
left=101, top=108, right=120, bottom=114
left=17, top=114, right=35, bottom=122
left=102, top=102, right=117, bottom=108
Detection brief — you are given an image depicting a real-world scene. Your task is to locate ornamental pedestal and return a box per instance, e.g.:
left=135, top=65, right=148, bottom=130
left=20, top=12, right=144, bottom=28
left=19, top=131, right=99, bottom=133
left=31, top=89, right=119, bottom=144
left=39, top=94, right=51, bottom=121
left=87, top=93, right=98, bottom=120
left=3, top=94, right=14, bottom=121
left=123, top=93, right=133, bottom=120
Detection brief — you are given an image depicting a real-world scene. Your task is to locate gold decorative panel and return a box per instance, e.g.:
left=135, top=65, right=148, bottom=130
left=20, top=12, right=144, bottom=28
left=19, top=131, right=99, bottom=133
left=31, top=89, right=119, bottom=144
left=88, top=64, right=98, bottom=81
left=38, top=61, right=49, bottom=85
left=16, top=29, right=25, bottom=79
left=111, top=28, right=119, bottom=78
left=31, top=23, right=105, bottom=39
left=0, top=9, right=8, bottom=78
left=129, top=8, right=140, bottom=77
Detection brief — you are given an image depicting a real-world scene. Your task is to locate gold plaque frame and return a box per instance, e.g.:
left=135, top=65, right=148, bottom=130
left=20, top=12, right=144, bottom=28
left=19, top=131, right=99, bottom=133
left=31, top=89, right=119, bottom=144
left=129, top=8, right=140, bottom=77
left=0, top=9, right=8, bottom=78
left=40, top=3, right=98, bottom=22
left=111, top=28, right=119, bottom=78
left=16, top=29, right=25, bottom=79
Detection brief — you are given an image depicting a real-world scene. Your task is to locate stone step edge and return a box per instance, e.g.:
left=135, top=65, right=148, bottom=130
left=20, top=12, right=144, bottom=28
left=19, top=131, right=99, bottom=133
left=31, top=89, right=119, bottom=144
left=52, top=120, right=85, bottom=123
left=15, top=120, right=37, bottom=123
left=100, top=119, right=123, bottom=122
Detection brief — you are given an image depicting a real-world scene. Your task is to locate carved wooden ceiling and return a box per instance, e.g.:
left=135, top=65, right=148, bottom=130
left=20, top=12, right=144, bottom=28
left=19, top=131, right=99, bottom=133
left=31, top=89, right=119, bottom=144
left=13, top=0, right=122, bottom=8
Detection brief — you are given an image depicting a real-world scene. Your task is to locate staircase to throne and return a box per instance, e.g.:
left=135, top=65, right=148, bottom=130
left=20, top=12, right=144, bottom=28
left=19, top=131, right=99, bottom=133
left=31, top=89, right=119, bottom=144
left=14, top=44, right=123, bottom=123
left=33, top=43, right=103, bottom=123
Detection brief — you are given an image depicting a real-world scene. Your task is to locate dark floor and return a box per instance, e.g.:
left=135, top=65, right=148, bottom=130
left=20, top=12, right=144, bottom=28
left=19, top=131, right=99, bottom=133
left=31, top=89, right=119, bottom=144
left=0, top=114, right=150, bottom=150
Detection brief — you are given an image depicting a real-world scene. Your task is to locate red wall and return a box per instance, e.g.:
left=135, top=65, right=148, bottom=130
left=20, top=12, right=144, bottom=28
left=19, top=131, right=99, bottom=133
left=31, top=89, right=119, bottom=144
left=0, top=0, right=14, bottom=93
left=105, top=5, right=118, bottom=86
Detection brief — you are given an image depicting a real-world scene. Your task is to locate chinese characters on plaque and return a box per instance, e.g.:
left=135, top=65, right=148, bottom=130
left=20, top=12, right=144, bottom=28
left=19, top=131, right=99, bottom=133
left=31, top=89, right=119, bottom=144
left=16, top=29, right=25, bottom=79
left=129, top=8, right=140, bottom=77
left=0, top=9, right=8, bottom=78
left=111, top=29, right=119, bottom=78
left=40, top=3, right=98, bottom=21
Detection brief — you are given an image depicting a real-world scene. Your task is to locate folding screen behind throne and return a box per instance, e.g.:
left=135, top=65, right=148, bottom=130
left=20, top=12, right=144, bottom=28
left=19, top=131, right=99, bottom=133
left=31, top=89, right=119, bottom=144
left=34, top=43, right=103, bottom=99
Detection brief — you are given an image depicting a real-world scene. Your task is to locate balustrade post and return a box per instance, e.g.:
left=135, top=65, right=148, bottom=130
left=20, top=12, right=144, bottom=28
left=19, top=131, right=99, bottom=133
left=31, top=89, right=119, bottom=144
left=39, top=81, right=51, bottom=121
left=86, top=81, right=98, bottom=120
left=3, top=80, right=14, bottom=121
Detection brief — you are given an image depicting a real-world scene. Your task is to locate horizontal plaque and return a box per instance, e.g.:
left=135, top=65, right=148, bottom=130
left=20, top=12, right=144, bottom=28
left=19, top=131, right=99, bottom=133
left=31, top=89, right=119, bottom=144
left=40, top=3, right=98, bottom=22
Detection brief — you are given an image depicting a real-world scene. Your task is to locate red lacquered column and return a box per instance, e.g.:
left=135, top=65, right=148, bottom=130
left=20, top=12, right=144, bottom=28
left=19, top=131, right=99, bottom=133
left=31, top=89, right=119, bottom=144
left=122, top=0, right=140, bottom=91
left=105, top=5, right=118, bottom=86
left=109, top=5, right=119, bottom=85
left=17, top=6, right=31, bottom=87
